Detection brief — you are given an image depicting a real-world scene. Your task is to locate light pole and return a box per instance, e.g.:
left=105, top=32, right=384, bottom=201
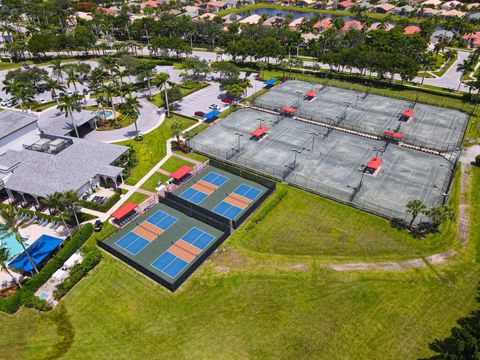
left=295, top=91, right=303, bottom=108
left=234, top=131, right=243, bottom=151
left=309, top=132, right=319, bottom=152
left=257, top=118, right=264, bottom=129
left=292, top=148, right=301, bottom=169
left=373, top=146, right=384, bottom=158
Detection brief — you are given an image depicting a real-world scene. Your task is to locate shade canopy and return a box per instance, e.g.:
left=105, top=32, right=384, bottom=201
left=170, top=165, right=193, bottom=180
left=366, top=157, right=383, bottom=170
left=383, top=130, right=404, bottom=140
left=111, top=202, right=138, bottom=220
left=306, top=90, right=317, bottom=97
left=251, top=126, right=269, bottom=137
left=402, top=109, right=414, bottom=117
left=263, top=78, right=276, bottom=86
left=9, top=235, right=63, bottom=273
left=280, top=107, right=296, bottom=113
left=204, top=110, right=220, bottom=120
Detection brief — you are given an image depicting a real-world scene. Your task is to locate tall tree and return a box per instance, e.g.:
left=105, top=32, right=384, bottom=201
left=0, top=207, right=39, bottom=274
left=123, top=95, right=143, bottom=140
left=58, top=94, right=81, bottom=138
left=40, top=193, right=71, bottom=236
left=0, top=246, right=20, bottom=287
left=45, top=78, right=65, bottom=103
left=62, top=190, right=81, bottom=228
left=406, top=199, right=427, bottom=228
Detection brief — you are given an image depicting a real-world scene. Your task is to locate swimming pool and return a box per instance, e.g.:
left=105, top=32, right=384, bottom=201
left=96, top=109, right=114, bottom=120
left=0, top=232, right=24, bottom=260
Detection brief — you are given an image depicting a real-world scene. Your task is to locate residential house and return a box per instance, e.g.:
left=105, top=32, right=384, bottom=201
left=341, top=20, right=363, bottom=31
left=441, top=0, right=461, bottom=10
left=337, top=1, right=356, bottom=10
left=368, top=22, right=394, bottom=31
left=421, top=0, right=442, bottom=7
left=422, top=7, right=442, bottom=16
left=462, top=32, right=480, bottom=47
left=288, top=17, right=306, bottom=31
left=403, top=25, right=421, bottom=34
left=441, top=9, right=466, bottom=17
left=469, top=12, right=480, bottom=21
left=374, top=3, right=396, bottom=13
left=394, top=5, right=414, bottom=15
left=239, top=14, right=262, bottom=25
left=204, top=1, right=229, bottom=12
left=198, top=12, right=217, bottom=21
left=430, top=29, right=454, bottom=43
left=263, top=16, right=284, bottom=27
left=313, top=18, right=333, bottom=31
left=301, top=33, right=320, bottom=43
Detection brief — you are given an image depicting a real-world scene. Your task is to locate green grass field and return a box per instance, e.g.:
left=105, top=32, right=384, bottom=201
left=124, top=192, right=149, bottom=205
left=115, top=115, right=196, bottom=185
left=174, top=150, right=208, bottom=163
left=140, top=172, right=169, bottom=193
left=160, top=156, right=195, bottom=173
left=0, top=165, right=477, bottom=359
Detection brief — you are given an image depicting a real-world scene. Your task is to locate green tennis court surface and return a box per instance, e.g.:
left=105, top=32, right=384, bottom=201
left=103, top=202, right=224, bottom=288
left=173, top=166, right=268, bottom=221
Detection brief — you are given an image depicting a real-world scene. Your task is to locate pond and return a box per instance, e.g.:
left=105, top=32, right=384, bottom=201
left=247, top=8, right=354, bottom=22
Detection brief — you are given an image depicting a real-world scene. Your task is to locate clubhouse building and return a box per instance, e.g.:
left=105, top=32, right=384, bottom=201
left=0, top=110, right=128, bottom=208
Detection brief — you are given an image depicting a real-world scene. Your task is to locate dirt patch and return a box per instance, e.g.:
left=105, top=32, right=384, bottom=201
left=327, top=249, right=457, bottom=272
left=458, top=164, right=471, bottom=246
left=210, top=247, right=249, bottom=272
left=287, top=263, right=310, bottom=271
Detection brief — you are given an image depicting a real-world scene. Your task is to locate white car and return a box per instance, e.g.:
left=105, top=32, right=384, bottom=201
left=209, top=104, right=220, bottom=110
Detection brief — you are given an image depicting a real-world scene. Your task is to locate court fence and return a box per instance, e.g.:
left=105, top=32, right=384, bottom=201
left=190, top=141, right=455, bottom=225
left=251, top=100, right=465, bottom=154
left=97, top=228, right=231, bottom=292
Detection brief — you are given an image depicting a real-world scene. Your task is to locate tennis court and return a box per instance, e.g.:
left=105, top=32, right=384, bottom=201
left=189, top=108, right=456, bottom=222
left=103, top=202, right=225, bottom=289
left=173, top=165, right=268, bottom=221
left=253, top=80, right=468, bottom=152
left=179, top=172, right=229, bottom=204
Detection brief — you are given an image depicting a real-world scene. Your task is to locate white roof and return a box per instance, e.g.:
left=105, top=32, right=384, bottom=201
left=239, top=14, right=261, bottom=24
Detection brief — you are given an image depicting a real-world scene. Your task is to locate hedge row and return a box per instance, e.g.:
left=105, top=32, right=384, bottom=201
left=80, top=192, right=121, bottom=213
left=0, top=224, right=94, bottom=314
left=243, top=188, right=288, bottom=233
left=53, top=246, right=102, bottom=301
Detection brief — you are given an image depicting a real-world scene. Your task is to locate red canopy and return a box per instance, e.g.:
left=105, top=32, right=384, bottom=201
left=366, top=157, right=383, bottom=170
left=402, top=109, right=414, bottom=118
left=306, top=90, right=317, bottom=97
left=383, top=130, right=404, bottom=140
left=251, top=126, right=269, bottom=137
left=170, top=165, right=193, bottom=180
left=280, top=107, right=297, bottom=113
left=111, top=202, right=137, bottom=220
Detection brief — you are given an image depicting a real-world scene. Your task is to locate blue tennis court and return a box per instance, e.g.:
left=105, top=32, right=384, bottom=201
left=212, top=201, right=243, bottom=220
left=179, top=187, right=208, bottom=204
left=115, top=232, right=150, bottom=255
left=202, top=172, right=229, bottom=187
left=234, top=184, right=262, bottom=200
left=151, top=251, right=189, bottom=278
left=146, top=210, right=177, bottom=230
left=181, top=227, right=216, bottom=250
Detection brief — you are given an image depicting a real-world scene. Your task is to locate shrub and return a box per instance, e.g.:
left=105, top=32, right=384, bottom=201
left=53, top=247, right=102, bottom=301
left=476, top=154, right=480, bottom=165
left=0, top=224, right=93, bottom=314
left=244, top=189, right=287, bottom=232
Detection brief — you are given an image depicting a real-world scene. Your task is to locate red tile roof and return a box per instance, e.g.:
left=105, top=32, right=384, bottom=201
left=313, top=18, right=333, bottom=30
left=341, top=20, right=363, bottom=31
left=403, top=25, right=421, bottom=35
left=338, top=0, right=356, bottom=8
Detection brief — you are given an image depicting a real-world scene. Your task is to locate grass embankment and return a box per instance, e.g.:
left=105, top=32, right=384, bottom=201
left=115, top=114, right=196, bottom=185
left=124, top=192, right=149, bottom=205
left=0, top=167, right=478, bottom=359
left=160, top=156, right=195, bottom=173
left=173, top=150, right=208, bottom=163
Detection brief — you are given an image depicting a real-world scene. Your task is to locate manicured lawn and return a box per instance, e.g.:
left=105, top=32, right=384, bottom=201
left=173, top=150, right=208, bottom=163
left=124, top=192, right=149, bottom=205
left=115, top=115, right=196, bottom=185
left=185, top=123, right=209, bottom=137
left=229, top=177, right=459, bottom=261
left=0, top=167, right=477, bottom=359
left=140, top=172, right=169, bottom=193
left=160, top=156, right=195, bottom=173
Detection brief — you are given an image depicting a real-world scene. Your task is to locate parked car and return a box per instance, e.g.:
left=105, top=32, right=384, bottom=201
left=94, top=220, right=103, bottom=232
left=194, top=111, right=205, bottom=117
left=221, top=98, right=234, bottom=104
left=209, top=104, right=220, bottom=110
left=22, top=63, right=30, bottom=70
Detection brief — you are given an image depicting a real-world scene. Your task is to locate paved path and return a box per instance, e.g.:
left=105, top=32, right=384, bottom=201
left=421, top=50, right=470, bottom=92
left=172, top=152, right=202, bottom=165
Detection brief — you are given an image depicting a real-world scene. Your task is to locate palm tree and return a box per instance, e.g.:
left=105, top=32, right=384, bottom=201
left=120, top=82, right=136, bottom=101
left=103, top=83, right=118, bottom=125
left=11, top=85, right=35, bottom=111
left=2, top=79, right=20, bottom=95
left=420, top=53, right=436, bottom=85
left=62, top=190, right=81, bottom=228
left=65, top=67, right=83, bottom=92
left=0, top=207, right=39, bottom=274
left=170, top=121, right=182, bottom=143
left=50, top=59, right=64, bottom=82
left=153, top=73, right=170, bottom=115
left=457, top=59, right=473, bottom=91
left=45, top=78, right=65, bottom=104
left=40, top=193, right=71, bottom=236
left=0, top=246, right=20, bottom=287
left=123, top=95, right=143, bottom=139
left=406, top=199, right=427, bottom=228
left=58, top=94, right=81, bottom=138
